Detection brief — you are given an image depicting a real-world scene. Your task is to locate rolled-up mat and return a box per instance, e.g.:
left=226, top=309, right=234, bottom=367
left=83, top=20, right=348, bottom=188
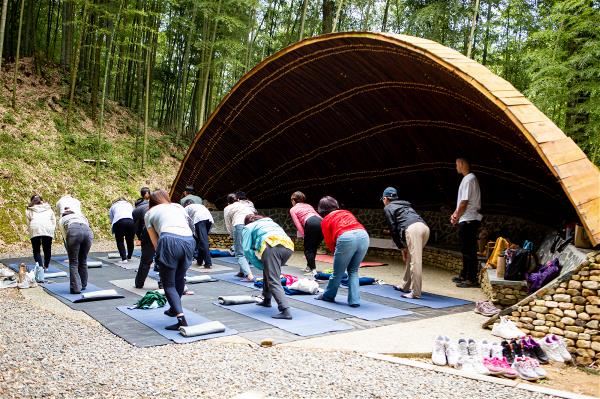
left=217, top=295, right=260, bottom=305
left=117, top=306, right=237, bottom=343
left=81, top=289, right=120, bottom=300
left=87, top=261, right=103, bottom=268
left=359, top=284, right=472, bottom=309
left=179, top=321, right=226, bottom=337
left=214, top=302, right=352, bottom=337
left=43, top=282, right=124, bottom=303
left=108, top=253, right=121, bottom=259
left=185, top=275, right=217, bottom=284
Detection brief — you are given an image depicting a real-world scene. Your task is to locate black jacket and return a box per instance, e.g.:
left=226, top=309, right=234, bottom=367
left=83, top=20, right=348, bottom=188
left=132, top=199, right=150, bottom=241
left=383, top=200, right=426, bottom=248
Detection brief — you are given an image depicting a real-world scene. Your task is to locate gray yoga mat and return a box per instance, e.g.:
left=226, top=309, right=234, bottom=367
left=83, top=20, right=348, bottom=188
left=8, top=263, right=67, bottom=278
left=288, top=294, right=414, bottom=321
left=214, top=302, right=352, bottom=336
left=43, top=282, right=124, bottom=303
left=117, top=306, right=238, bottom=343
left=218, top=295, right=261, bottom=305
left=211, top=273, right=257, bottom=289
left=359, top=284, right=472, bottom=309
left=212, top=256, right=239, bottom=265
left=56, top=258, right=103, bottom=268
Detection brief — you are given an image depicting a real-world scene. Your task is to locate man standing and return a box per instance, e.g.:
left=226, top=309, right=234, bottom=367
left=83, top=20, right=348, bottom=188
left=382, top=187, right=430, bottom=299
left=133, top=187, right=156, bottom=288
left=179, top=185, right=203, bottom=206
left=450, top=157, right=483, bottom=288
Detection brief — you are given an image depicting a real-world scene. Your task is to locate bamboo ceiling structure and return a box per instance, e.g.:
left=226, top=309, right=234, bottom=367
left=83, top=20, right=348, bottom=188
left=172, top=32, right=600, bottom=246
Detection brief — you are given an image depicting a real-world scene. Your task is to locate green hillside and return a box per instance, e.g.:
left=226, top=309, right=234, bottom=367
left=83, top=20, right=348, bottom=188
left=0, top=59, right=184, bottom=251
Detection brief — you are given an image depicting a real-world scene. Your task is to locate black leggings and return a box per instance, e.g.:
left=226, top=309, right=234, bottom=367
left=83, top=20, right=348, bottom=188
left=31, top=236, right=52, bottom=268
left=458, top=220, right=481, bottom=282
left=113, top=218, right=135, bottom=260
left=303, top=216, right=323, bottom=270
left=194, top=220, right=212, bottom=266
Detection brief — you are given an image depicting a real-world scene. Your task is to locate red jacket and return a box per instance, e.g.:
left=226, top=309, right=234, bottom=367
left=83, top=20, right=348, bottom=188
left=321, top=210, right=366, bottom=252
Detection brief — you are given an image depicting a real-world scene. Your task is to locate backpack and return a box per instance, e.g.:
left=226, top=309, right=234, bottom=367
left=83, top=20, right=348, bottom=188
left=504, top=248, right=534, bottom=281
left=527, top=258, right=560, bottom=293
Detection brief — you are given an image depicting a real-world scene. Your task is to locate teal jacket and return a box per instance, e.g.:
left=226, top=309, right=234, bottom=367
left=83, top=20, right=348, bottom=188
left=242, top=218, right=293, bottom=270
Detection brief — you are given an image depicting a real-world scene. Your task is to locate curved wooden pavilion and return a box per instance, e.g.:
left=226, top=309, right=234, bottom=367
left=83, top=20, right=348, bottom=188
left=172, top=32, right=600, bottom=245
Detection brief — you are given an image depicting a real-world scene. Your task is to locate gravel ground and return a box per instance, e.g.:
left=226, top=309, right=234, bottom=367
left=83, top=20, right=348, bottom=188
left=0, top=287, right=561, bottom=399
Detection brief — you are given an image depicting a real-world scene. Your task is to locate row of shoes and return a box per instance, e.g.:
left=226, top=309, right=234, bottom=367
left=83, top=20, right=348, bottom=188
left=474, top=300, right=500, bottom=317
left=432, top=336, right=549, bottom=381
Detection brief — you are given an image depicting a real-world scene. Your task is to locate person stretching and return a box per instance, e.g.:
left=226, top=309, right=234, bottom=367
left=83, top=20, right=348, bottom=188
left=145, top=189, right=195, bottom=330
left=224, top=193, right=256, bottom=281
left=26, top=194, right=56, bottom=269
left=242, top=214, right=295, bottom=319
left=133, top=187, right=155, bottom=288
left=316, top=196, right=369, bottom=307
left=184, top=199, right=214, bottom=268
left=289, top=191, right=323, bottom=274
left=109, top=198, right=135, bottom=263
left=58, top=206, right=93, bottom=294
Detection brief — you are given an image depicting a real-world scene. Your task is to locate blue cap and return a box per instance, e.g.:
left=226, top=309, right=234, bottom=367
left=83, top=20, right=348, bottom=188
left=382, top=187, right=398, bottom=200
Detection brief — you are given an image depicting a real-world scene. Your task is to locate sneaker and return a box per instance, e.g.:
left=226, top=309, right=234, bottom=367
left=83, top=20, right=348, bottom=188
left=467, top=340, right=490, bottom=375
left=402, top=291, right=420, bottom=299
left=490, top=342, right=503, bottom=359
left=303, top=266, right=313, bottom=273
left=479, top=340, right=492, bottom=358
left=458, top=338, right=469, bottom=359
left=118, top=259, right=128, bottom=264
left=524, top=337, right=549, bottom=364
left=501, top=340, right=515, bottom=364
left=524, top=357, right=547, bottom=379
left=445, top=339, right=460, bottom=368
left=235, top=272, right=245, bottom=278
left=475, top=301, right=498, bottom=316
left=452, top=276, right=465, bottom=283
left=483, top=357, right=503, bottom=375
left=511, top=339, right=524, bottom=358
left=467, top=338, right=478, bottom=356
left=550, top=334, right=572, bottom=362
left=432, top=335, right=447, bottom=366
left=456, top=280, right=479, bottom=288
left=496, top=357, right=518, bottom=379
left=457, top=356, right=477, bottom=374
left=513, top=357, right=539, bottom=381
left=540, top=335, right=564, bottom=362
left=492, top=316, right=525, bottom=339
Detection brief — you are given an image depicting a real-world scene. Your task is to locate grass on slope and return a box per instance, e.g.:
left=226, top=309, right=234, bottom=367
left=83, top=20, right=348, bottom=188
left=0, top=59, right=185, bottom=251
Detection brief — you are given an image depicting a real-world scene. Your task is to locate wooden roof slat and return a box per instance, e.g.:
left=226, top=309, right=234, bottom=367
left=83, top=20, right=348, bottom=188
left=553, top=158, right=600, bottom=179
left=562, top=174, right=600, bottom=206
left=524, top=121, right=568, bottom=144
left=540, top=138, right=587, bottom=167
left=509, top=104, right=550, bottom=124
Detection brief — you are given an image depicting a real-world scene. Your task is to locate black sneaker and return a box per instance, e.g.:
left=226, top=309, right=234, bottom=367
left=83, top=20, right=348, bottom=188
left=235, top=272, right=245, bottom=278
left=451, top=276, right=465, bottom=283
left=456, top=280, right=479, bottom=288
left=501, top=340, right=515, bottom=364
left=163, top=308, right=177, bottom=317
left=511, top=339, right=524, bottom=357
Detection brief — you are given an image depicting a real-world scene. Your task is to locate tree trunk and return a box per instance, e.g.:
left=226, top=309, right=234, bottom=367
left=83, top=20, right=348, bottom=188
left=96, top=0, right=123, bottom=178
left=322, top=0, right=334, bottom=33
left=381, top=0, right=390, bottom=31
left=198, top=0, right=223, bottom=128
left=67, top=0, right=88, bottom=131
left=0, top=0, right=9, bottom=73
left=176, top=1, right=197, bottom=142
left=299, top=0, right=308, bottom=41
left=12, top=0, right=25, bottom=109
left=332, top=0, right=344, bottom=32
left=481, top=0, right=492, bottom=65
left=466, top=0, right=480, bottom=58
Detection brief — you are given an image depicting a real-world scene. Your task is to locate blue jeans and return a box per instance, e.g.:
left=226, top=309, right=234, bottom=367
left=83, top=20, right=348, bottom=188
left=322, top=229, right=369, bottom=306
left=156, top=233, right=195, bottom=314
left=233, top=224, right=251, bottom=276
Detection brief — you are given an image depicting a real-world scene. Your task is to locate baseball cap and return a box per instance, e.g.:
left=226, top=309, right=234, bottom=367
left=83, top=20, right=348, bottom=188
left=381, top=187, right=398, bottom=200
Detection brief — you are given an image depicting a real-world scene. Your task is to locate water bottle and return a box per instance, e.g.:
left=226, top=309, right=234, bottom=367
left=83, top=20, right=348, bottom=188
left=34, top=262, right=45, bottom=283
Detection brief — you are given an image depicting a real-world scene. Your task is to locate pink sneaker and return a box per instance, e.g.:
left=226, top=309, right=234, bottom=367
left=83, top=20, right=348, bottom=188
left=483, top=357, right=503, bottom=375
left=496, top=357, right=518, bottom=379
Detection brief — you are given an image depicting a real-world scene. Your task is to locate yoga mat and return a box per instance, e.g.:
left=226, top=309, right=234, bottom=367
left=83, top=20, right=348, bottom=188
left=360, top=284, right=472, bottom=309
left=43, top=282, right=124, bottom=303
left=214, top=302, right=352, bottom=336
left=117, top=306, right=237, bottom=343
left=210, top=249, right=233, bottom=257
left=288, top=294, right=413, bottom=321
left=52, top=255, right=69, bottom=262
left=8, top=263, right=67, bottom=278
left=211, top=273, right=257, bottom=289
left=58, top=259, right=103, bottom=268
left=190, top=264, right=231, bottom=273
left=212, top=256, right=240, bottom=265
left=185, top=275, right=217, bottom=284
left=315, top=254, right=387, bottom=267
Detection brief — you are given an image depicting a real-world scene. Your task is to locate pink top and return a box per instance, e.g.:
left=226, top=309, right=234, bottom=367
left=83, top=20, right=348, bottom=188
left=289, top=203, right=321, bottom=237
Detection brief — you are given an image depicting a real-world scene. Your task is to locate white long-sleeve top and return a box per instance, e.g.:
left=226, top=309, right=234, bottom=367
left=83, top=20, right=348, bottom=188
left=223, top=201, right=256, bottom=234
left=109, top=200, right=134, bottom=225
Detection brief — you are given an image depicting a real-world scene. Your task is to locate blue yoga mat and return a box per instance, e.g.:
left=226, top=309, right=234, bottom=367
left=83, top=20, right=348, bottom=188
left=360, top=284, right=472, bottom=309
left=212, top=256, right=239, bottom=265
left=43, top=282, right=124, bottom=303
left=117, top=306, right=238, bottom=344
left=211, top=273, right=257, bottom=289
left=210, top=249, right=233, bottom=257
left=287, top=294, right=413, bottom=321
left=213, top=302, right=352, bottom=336
left=8, top=263, right=66, bottom=275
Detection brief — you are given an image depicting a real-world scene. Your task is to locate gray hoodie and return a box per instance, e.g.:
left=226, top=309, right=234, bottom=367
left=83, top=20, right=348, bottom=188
left=26, top=203, right=56, bottom=238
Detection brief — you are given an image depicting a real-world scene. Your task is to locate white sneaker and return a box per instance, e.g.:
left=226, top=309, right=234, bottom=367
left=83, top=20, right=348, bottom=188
left=524, top=357, right=546, bottom=379
left=490, top=342, right=503, bottom=359
left=539, top=336, right=564, bottom=362
left=466, top=339, right=490, bottom=375
left=550, top=334, right=572, bottom=362
left=458, top=356, right=477, bottom=374
left=445, top=341, right=460, bottom=368
left=432, top=335, right=447, bottom=366
left=118, top=259, right=129, bottom=264
left=467, top=338, right=479, bottom=356
left=480, top=340, right=492, bottom=358
left=0, top=268, right=15, bottom=277
left=492, top=316, right=525, bottom=339
left=513, top=357, right=539, bottom=381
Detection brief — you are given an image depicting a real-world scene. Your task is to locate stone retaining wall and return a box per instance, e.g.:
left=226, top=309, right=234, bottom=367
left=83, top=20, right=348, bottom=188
left=495, top=251, right=600, bottom=366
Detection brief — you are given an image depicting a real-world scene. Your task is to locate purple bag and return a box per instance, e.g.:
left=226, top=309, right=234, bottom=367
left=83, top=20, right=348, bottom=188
left=527, top=258, right=560, bottom=293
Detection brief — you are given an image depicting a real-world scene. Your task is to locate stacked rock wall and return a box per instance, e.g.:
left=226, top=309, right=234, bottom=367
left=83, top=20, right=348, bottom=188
left=500, top=251, right=600, bottom=365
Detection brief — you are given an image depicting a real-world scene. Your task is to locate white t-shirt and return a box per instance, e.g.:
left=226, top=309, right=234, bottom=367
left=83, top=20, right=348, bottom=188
left=457, top=173, right=482, bottom=223
left=186, top=204, right=214, bottom=225
left=144, top=203, right=192, bottom=237
left=109, top=200, right=134, bottom=225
